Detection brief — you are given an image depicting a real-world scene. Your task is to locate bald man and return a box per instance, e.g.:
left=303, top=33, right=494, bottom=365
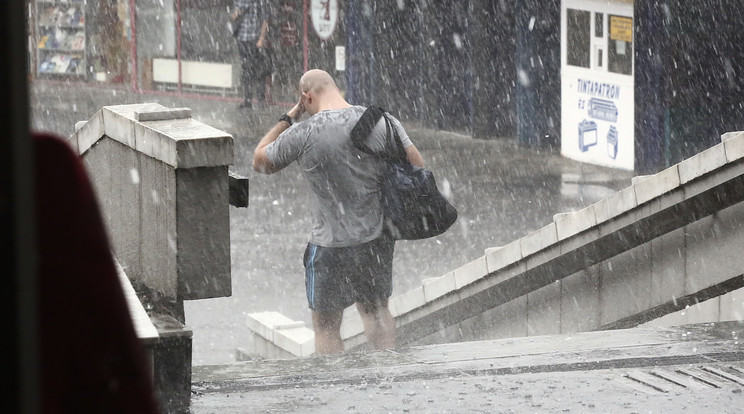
left=253, top=69, right=424, bottom=354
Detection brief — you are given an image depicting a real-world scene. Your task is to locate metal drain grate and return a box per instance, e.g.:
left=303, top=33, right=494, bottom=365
left=617, top=364, right=744, bottom=394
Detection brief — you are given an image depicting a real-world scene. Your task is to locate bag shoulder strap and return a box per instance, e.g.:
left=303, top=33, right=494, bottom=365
left=350, top=106, right=408, bottom=164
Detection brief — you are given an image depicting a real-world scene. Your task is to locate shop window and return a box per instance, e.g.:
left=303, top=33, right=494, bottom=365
left=595, top=12, right=603, bottom=37
left=608, top=15, right=633, bottom=75
left=567, top=9, right=590, bottom=68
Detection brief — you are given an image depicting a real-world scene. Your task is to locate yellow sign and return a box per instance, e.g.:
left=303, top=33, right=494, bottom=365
left=610, top=16, right=633, bottom=43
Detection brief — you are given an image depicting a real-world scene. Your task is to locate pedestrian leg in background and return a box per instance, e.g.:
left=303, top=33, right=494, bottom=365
left=237, top=40, right=255, bottom=109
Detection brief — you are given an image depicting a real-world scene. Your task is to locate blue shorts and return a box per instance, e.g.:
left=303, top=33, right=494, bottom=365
left=303, top=235, right=395, bottom=312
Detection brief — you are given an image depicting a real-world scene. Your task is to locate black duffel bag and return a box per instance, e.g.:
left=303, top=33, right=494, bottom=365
left=351, top=106, right=458, bottom=240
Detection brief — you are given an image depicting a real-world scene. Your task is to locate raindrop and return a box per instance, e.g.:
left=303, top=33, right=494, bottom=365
left=517, top=69, right=530, bottom=87
left=129, top=168, right=140, bottom=184
left=453, top=33, right=463, bottom=50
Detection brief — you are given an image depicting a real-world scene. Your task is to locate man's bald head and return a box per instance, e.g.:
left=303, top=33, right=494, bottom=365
left=299, top=69, right=349, bottom=115
left=300, top=69, right=338, bottom=94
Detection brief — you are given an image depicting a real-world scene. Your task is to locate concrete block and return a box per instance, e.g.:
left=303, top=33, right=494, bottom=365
left=75, top=109, right=105, bottom=155
left=142, top=118, right=234, bottom=168
left=650, top=229, right=686, bottom=307
left=134, top=123, right=167, bottom=165
left=102, top=104, right=233, bottom=169
left=552, top=212, right=572, bottom=222
left=228, top=171, right=250, bottom=208
left=524, top=245, right=561, bottom=275
left=593, top=197, right=612, bottom=225
left=721, top=131, right=744, bottom=142
left=724, top=130, right=744, bottom=162
left=602, top=186, right=637, bottom=222
left=177, top=166, right=231, bottom=300
left=685, top=206, right=744, bottom=294
left=527, top=280, right=562, bottom=336
left=678, top=144, right=727, bottom=184
left=631, top=175, right=652, bottom=185
left=720, top=286, right=744, bottom=322
left=683, top=297, right=720, bottom=324
left=634, top=165, right=680, bottom=205
left=520, top=222, right=558, bottom=258
left=453, top=257, right=488, bottom=289
left=485, top=240, right=522, bottom=274
left=135, top=107, right=192, bottom=122
left=114, top=259, right=159, bottom=344
left=558, top=226, right=598, bottom=255
left=423, top=272, right=457, bottom=302
left=465, top=261, right=527, bottom=298
left=599, top=244, right=653, bottom=327
left=83, top=138, right=143, bottom=287
left=560, top=266, right=600, bottom=333
left=641, top=307, right=687, bottom=327
left=390, top=285, right=425, bottom=317
left=683, top=157, right=744, bottom=201
left=556, top=205, right=597, bottom=241
left=139, top=154, right=178, bottom=299
left=65, top=134, right=79, bottom=156
left=461, top=296, right=528, bottom=340
left=274, top=327, right=315, bottom=357
left=103, top=105, right=140, bottom=149
left=246, top=312, right=287, bottom=341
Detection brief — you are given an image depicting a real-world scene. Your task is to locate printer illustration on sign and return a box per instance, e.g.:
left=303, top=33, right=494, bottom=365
left=578, top=119, right=598, bottom=152
left=587, top=98, right=618, bottom=123
left=607, top=125, right=618, bottom=159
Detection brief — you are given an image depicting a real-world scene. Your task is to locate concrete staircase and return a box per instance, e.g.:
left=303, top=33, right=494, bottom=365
left=246, top=130, right=744, bottom=357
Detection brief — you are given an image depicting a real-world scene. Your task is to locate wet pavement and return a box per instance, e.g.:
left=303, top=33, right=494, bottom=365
left=30, top=80, right=635, bottom=366
left=189, top=321, right=744, bottom=413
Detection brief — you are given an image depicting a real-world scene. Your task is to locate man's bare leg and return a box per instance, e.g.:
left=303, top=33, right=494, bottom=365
left=356, top=299, right=396, bottom=350
left=312, top=310, right=344, bottom=354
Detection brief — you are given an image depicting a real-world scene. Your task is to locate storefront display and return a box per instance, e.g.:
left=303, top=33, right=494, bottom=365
left=35, top=0, right=87, bottom=76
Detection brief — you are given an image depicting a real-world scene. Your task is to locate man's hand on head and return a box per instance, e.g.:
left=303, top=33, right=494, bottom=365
left=287, top=97, right=305, bottom=120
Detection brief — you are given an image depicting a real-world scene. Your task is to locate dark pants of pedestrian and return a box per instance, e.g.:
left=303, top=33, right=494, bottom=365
left=237, top=40, right=267, bottom=104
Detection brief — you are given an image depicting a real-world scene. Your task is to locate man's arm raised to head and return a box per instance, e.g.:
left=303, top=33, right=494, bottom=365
left=252, top=122, right=287, bottom=174
left=252, top=98, right=305, bottom=174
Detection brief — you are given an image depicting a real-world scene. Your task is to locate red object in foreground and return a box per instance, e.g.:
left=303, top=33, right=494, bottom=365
left=33, top=133, right=160, bottom=414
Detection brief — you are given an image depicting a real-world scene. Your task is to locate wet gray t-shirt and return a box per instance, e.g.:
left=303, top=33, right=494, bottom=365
left=266, top=106, right=413, bottom=247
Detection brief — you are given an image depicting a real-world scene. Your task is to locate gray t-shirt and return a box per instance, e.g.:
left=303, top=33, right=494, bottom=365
left=266, top=106, right=413, bottom=247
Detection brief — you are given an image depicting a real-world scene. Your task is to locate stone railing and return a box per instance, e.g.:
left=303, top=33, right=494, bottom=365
left=244, top=131, right=744, bottom=358
left=70, top=103, right=245, bottom=413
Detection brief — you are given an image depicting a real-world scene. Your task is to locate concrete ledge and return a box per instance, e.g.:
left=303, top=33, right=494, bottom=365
left=634, top=165, right=680, bottom=205
left=724, top=130, right=744, bottom=162
left=246, top=312, right=315, bottom=357
left=357, top=131, right=744, bottom=349
left=114, top=258, right=159, bottom=346
left=134, top=107, right=192, bottom=122
left=228, top=171, right=250, bottom=208
left=70, top=103, right=234, bottom=168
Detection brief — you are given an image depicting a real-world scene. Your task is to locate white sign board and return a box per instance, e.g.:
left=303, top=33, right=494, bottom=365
left=561, top=0, right=634, bottom=171
left=335, top=46, right=345, bottom=71
left=561, top=74, right=634, bottom=170
left=311, top=0, right=338, bottom=40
